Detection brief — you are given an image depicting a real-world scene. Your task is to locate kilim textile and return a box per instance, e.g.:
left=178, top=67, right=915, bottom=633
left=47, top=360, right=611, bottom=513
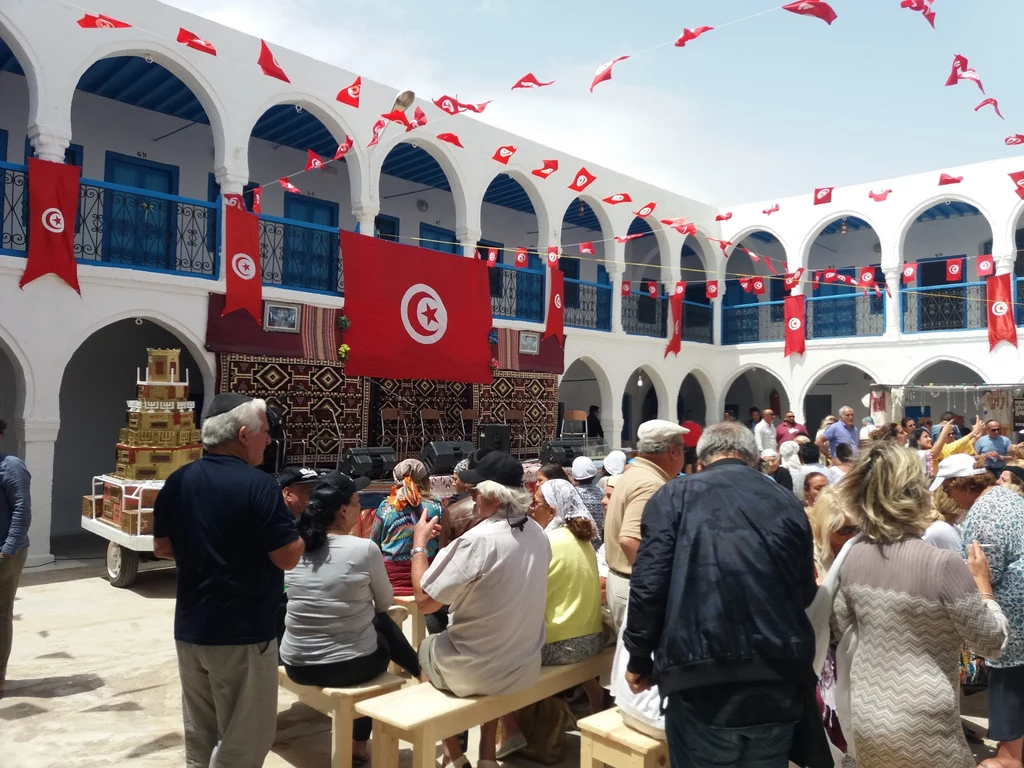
left=217, top=354, right=367, bottom=469
left=301, top=305, right=339, bottom=362
left=367, top=377, right=475, bottom=460
left=477, top=371, right=559, bottom=459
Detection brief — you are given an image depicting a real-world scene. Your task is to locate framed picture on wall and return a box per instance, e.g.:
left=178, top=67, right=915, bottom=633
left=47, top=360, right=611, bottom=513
left=264, top=302, right=301, bottom=333
left=519, top=331, right=540, bottom=356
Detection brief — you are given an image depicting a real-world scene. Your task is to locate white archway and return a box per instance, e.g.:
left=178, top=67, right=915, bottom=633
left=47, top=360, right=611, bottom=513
left=621, top=364, right=670, bottom=446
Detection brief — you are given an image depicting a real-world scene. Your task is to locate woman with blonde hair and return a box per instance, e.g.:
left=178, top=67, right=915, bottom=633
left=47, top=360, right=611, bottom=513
left=370, top=459, right=444, bottom=595
left=832, top=442, right=1008, bottom=767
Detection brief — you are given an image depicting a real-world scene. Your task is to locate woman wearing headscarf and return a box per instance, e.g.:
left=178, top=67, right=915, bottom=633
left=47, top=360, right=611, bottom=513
left=598, top=450, right=628, bottom=490
left=282, top=472, right=423, bottom=765
left=760, top=448, right=793, bottom=491
left=780, top=439, right=802, bottom=474
left=370, top=459, right=444, bottom=595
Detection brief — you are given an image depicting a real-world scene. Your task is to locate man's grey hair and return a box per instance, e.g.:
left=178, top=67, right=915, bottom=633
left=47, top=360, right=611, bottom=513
left=696, top=421, right=759, bottom=467
left=839, top=406, right=854, bottom=416
left=637, top=438, right=674, bottom=454
left=201, top=398, right=267, bottom=449
left=474, top=480, right=532, bottom=516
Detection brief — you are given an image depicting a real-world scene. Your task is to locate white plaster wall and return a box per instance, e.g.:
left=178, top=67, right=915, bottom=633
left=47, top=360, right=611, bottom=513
left=0, top=349, right=16, bottom=454
left=557, top=360, right=602, bottom=417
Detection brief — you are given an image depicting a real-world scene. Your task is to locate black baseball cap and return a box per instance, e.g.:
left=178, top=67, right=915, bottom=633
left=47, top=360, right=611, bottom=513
left=458, top=451, right=523, bottom=487
left=204, top=392, right=253, bottom=419
left=316, top=470, right=373, bottom=494
left=277, top=466, right=322, bottom=489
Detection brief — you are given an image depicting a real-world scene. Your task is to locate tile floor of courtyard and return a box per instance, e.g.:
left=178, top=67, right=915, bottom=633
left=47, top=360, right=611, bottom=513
left=0, top=554, right=1003, bottom=767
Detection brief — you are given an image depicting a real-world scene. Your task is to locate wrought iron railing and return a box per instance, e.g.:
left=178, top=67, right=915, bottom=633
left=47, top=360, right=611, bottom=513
left=901, top=283, right=986, bottom=333
left=77, top=180, right=218, bottom=276
left=682, top=301, right=713, bottom=344
left=258, top=213, right=343, bottom=295
left=623, top=292, right=668, bottom=338
left=806, top=292, right=885, bottom=339
left=564, top=278, right=612, bottom=331
left=0, top=161, right=27, bottom=256
left=722, top=301, right=786, bottom=344
left=491, top=263, right=545, bottom=322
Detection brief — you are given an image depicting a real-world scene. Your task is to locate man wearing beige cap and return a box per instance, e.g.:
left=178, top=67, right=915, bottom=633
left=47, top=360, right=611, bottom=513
left=603, top=419, right=687, bottom=632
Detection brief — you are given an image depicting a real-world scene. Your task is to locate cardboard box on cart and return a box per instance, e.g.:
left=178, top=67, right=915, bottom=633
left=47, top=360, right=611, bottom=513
left=114, top=444, right=202, bottom=481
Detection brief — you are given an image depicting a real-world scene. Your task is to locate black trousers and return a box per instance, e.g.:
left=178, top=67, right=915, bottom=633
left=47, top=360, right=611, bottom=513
left=285, top=613, right=421, bottom=741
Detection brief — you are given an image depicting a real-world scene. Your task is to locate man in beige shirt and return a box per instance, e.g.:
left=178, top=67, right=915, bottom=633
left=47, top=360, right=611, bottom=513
left=604, top=419, right=688, bottom=632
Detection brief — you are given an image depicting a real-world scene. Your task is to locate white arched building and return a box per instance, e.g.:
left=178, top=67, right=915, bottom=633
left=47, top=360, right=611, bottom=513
left=1, top=0, right=1021, bottom=563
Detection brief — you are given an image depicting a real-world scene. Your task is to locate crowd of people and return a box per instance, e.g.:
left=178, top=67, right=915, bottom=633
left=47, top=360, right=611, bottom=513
left=142, top=391, right=1024, bottom=768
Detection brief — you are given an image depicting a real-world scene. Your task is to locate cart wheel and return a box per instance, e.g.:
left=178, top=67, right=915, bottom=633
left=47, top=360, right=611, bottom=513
left=106, top=542, right=139, bottom=588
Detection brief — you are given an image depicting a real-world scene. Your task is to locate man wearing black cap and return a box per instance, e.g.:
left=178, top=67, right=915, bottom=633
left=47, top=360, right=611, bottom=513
left=153, top=393, right=304, bottom=767
left=409, top=451, right=551, bottom=768
left=278, top=466, right=321, bottom=517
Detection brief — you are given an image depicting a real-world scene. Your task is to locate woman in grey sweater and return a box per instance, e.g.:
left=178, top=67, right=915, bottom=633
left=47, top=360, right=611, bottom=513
left=833, top=442, right=1009, bottom=768
left=282, top=472, right=421, bottom=763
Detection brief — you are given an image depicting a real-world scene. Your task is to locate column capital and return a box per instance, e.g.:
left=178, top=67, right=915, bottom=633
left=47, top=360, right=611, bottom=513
left=18, top=416, right=60, bottom=443
left=214, top=166, right=249, bottom=194
left=27, top=124, right=72, bottom=163
left=352, top=203, right=380, bottom=222
left=456, top=226, right=482, bottom=245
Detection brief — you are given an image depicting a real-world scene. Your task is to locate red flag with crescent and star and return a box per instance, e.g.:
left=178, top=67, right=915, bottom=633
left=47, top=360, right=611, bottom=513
left=222, top=204, right=262, bottom=324
left=784, top=295, right=806, bottom=357
left=340, top=231, right=492, bottom=383
left=544, top=269, right=566, bottom=346
left=665, top=282, right=685, bottom=358
left=988, top=274, right=1018, bottom=351
left=20, top=158, right=81, bottom=293
left=258, top=40, right=290, bottom=82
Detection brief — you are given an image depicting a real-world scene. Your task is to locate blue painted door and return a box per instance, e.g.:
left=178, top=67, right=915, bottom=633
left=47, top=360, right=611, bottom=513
left=284, top=195, right=339, bottom=292
left=104, top=153, right=177, bottom=270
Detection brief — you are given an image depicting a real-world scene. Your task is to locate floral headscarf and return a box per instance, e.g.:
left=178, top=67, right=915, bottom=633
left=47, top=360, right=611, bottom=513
left=540, top=479, right=596, bottom=537
left=388, top=459, right=428, bottom=512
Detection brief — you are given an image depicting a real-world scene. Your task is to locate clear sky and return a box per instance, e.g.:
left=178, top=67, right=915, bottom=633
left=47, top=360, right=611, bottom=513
left=164, top=0, right=1024, bottom=206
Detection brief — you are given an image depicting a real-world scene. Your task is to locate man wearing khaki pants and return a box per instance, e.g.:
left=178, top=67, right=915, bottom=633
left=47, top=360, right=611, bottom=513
left=0, top=418, right=31, bottom=700
left=602, top=420, right=687, bottom=633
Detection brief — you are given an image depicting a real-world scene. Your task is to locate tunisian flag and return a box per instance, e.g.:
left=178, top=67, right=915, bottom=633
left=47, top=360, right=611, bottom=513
left=664, top=286, right=684, bottom=358
left=544, top=269, right=565, bottom=346
left=784, top=295, right=806, bottom=357
left=20, top=158, right=81, bottom=293
left=341, top=231, right=493, bottom=383
left=987, top=274, right=1018, bottom=351
left=222, top=204, right=262, bottom=324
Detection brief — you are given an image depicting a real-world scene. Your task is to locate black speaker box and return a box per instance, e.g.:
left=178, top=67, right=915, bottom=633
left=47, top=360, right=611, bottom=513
left=338, top=447, right=398, bottom=479
left=478, top=423, right=511, bottom=454
left=421, top=441, right=475, bottom=475
left=539, top=439, right=585, bottom=466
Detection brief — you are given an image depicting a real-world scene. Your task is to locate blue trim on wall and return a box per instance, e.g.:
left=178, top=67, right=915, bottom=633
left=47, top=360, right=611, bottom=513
left=0, top=129, right=7, bottom=163
left=103, top=151, right=180, bottom=194
left=374, top=213, right=400, bottom=241
left=420, top=222, right=459, bottom=254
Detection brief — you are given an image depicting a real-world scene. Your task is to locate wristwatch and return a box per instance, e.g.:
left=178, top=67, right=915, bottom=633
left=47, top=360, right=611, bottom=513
left=410, top=547, right=429, bottom=557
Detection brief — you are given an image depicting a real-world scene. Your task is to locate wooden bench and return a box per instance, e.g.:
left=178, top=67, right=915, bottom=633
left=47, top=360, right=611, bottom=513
left=579, top=707, right=668, bottom=768
left=393, top=594, right=427, bottom=649
left=277, top=666, right=407, bottom=768
left=356, top=649, right=613, bottom=768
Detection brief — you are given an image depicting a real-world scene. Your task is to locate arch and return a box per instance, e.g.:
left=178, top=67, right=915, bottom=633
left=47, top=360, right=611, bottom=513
left=561, top=194, right=616, bottom=274
left=481, top=169, right=551, bottom=250
left=559, top=356, right=614, bottom=438
left=58, top=309, right=215, bottom=400
left=625, top=217, right=671, bottom=286
left=373, top=134, right=470, bottom=235
left=800, top=361, right=881, bottom=432
left=896, top=193, right=996, bottom=253
left=721, top=364, right=791, bottom=422
left=680, top=234, right=709, bottom=283
left=0, top=323, right=33, bottom=422
left=621, top=364, right=670, bottom=445
left=798, top=209, right=884, bottom=269
left=561, top=193, right=616, bottom=251
left=242, top=91, right=365, bottom=206
left=0, top=329, right=30, bottom=455
left=63, top=39, right=231, bottom=171
left=904, top=356, right=986, bottom=385
left=1006, top=197, right=1024, bottom=256
left=0, top=12, right=44, bottom=132
left=677, top=369, right=712, bottom=424
left=719, top=226, right=789, bottom=282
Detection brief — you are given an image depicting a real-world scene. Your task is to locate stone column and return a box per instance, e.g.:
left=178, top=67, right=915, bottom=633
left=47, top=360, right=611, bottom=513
left=353, top=204, right=379, bottom=238
left=457, top=226, right=482, bottom=259
left=20, top=417, right=60, bottom=567
left=607, top=263, right=625, bottom=335
left=883, top=266, right=901, bottom=340
left=26, top=124, right=71, bottom=164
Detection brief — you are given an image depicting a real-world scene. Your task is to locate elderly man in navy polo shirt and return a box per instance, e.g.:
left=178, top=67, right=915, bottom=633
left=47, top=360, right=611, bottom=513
left=154, top=393, right=304, bottom=767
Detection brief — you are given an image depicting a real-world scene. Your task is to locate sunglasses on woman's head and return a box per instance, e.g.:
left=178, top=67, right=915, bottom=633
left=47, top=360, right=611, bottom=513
left=837, top=525, right=860, bottom=536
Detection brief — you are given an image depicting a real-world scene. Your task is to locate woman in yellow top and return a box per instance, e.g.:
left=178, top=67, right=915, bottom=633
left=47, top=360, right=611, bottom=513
left=909, top=416, right=984, bottom=478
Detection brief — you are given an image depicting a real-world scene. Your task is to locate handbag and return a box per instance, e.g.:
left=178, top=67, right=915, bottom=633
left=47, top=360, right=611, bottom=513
left=959, top=647, right=989, bottom=696
left=497, top=697, right=575, bottom=765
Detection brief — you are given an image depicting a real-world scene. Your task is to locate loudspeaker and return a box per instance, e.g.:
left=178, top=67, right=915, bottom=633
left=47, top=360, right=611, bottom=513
left=338, top=447, right=398, bottom=479
left=421, top=441, right=475, bottom=475
left=478, top=423, right=511, bottom=454
left=539, top=439, right=585, bottom=466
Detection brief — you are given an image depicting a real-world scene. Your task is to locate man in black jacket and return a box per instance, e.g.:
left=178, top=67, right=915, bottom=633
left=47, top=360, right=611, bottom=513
left=624, top=420, right=818, bottom=767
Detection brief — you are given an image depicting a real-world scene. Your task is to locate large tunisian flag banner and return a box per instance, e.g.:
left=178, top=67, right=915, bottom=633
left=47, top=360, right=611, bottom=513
left=543, top=268, right=565, bottom=346
left=20, top=158, right=81, bottom=293
left=784, top=294, right=806, bottom=357
left=664, top=283, right=684, bottom=358
left=222, top=204, right=263, bottom=324
left=340, top=231, right=493, bottom=384
left=987, top=274, right=1018, bottom=351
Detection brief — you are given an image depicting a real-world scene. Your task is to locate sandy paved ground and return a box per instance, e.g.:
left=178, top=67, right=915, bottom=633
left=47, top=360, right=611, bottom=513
left=0, top=563, right=1000, bottom=767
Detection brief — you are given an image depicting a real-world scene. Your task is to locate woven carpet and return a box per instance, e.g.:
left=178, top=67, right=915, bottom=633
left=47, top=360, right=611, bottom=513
left=477, top=370, right=559, bottom=459
left=217, top=354, right=367, bottom=468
